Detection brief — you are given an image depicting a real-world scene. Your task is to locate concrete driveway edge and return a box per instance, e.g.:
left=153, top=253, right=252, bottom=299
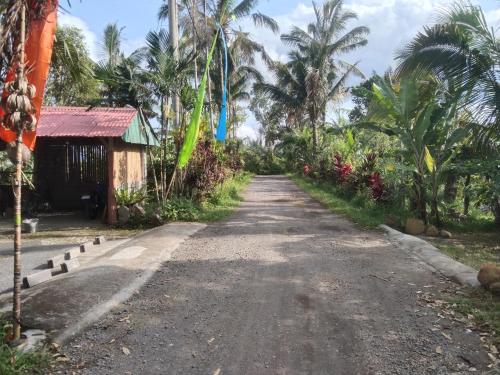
left=378, top=224, right=480, bottom=288
left=54, top=222, right=207, bottom=345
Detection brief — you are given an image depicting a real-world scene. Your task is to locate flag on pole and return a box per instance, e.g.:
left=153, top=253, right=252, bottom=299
left=215, top=27, right=228, bottom=142
left=177, top=29, right=219, bottom=168
left=0, top=0, right=58, bottom=150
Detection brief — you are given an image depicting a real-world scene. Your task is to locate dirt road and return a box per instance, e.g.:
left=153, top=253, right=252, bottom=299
left=60, top=176, right=490, bottom=374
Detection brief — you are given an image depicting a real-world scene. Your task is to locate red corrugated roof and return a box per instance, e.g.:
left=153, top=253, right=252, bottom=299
left=37, top=106, right=138, bottom=138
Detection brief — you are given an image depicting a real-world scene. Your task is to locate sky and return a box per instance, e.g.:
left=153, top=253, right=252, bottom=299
left=59, top=0, right=500, bottom=140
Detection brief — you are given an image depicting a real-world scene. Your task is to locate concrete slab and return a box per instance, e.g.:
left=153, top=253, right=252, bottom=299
left=0, top=222, right=206, bottom=345
left=94, top=236, right=106, bottom=245
left=47, top=254, right=66, bottom=269
left=64, top=247, right=82, bottom=260
left=23, top=269, right=53, bottom=288
left=80, top=241, right=94, bottom=252
left=379, top=224, right=480, bottom=288
left=61, top=258, right=80, bottom=273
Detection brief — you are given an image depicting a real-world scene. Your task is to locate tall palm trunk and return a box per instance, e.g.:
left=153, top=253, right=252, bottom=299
left=311, top=117, right=318, bottom=157
left=203, top=0, right=215, bottom=135
left=463, top=174, right=471, bottom=216
left=12, top=3, right=27, bottom=341
left=168, top=0, right=180, bottom=128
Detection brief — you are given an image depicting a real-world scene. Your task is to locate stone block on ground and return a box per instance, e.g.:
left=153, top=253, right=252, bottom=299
left=405, top=218, right=425, bottom=235
left=425, top=225, right=439, bottom=237
left=61, top=259, right=80, bottom=273
left=64, top=247, right=82, bottom=260
left=117, top=206, right=130, bottom=224
left=23, top=269, right=53, bottom=288
left=94, top=235, right=106, bottom=245
left=47, top=254, right=66, bottom=269
left=131, top=203, right=146, bottom=217
left=439, top=229, right=452, bottom=239
left=80, top=241, right=94, bottom=252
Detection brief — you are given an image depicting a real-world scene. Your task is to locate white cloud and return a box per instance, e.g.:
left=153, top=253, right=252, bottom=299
left=58, top=11, right=99, bottom=60
left=237, top=0, right=493, bottom=138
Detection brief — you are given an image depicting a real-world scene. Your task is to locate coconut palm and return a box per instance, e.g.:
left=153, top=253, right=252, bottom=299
left=45, top=25, right=99, bottom=105
left=257, top=0, right=368, bottom=156
left=396, top=1, right=499, bottom=142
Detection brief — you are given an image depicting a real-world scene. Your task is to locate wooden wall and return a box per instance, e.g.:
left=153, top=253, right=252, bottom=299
left=112, top=139, right=146, bottom=191
left=35, top=137, right=146, bottom=211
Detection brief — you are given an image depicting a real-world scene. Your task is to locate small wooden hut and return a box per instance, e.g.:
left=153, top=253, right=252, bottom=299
left=34, top=106, right=158, bottom=223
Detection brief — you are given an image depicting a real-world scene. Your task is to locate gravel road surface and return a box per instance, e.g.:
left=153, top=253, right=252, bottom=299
left=59, top=176, right=491, bottom=375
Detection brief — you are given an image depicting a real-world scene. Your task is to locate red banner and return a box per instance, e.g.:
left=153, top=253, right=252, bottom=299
left=0, top=0, right=58, bottom=150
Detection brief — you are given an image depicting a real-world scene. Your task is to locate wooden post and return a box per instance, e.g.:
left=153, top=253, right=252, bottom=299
left=12, top=3, right=27, bottom=341
left=106, top=138, right=117, bottom=224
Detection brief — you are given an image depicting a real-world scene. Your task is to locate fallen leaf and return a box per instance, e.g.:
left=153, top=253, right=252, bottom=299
left=109, top=339, right=116, bottom=344
left=435, top=346, right=443, bottom=354
left=208, top=338, right=215, bottom=344
left=122, top=347, right=131, bottom=355
left=491, top=345, right=498, bottom=354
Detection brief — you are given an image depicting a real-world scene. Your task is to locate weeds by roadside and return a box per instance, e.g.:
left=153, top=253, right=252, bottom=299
left=0, top=315, right=51, bottom=374
left=290, top=174, right=402, bottom=228
left=136, top=172, right=252, bottom=225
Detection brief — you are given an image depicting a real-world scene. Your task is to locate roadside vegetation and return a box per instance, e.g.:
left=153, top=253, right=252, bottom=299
left=243, top=0, right=499, bottom=270
left=0, top=315, right=51, bottom=374
left=239, top=0, right=499, bottom=350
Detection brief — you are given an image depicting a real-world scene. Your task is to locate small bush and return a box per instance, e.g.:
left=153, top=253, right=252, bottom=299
left=0, top=316, right=51, bottom=374
left=115, top=186, right=147, bottom=206
left=159, top=197, right=201, bottom=221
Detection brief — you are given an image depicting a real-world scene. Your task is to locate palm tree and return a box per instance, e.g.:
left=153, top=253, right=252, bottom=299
left=396, top=1, right=499, bottom=142
left=144, top=28, right=195, bottom=198
left=45, top=25, right=99, bottom=105
left=258, top=0, right=368, bottom=156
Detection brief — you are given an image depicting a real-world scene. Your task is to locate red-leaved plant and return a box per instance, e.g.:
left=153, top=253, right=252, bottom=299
left=303, top=164, right=312, bottom=176
left=333, top=154, right=352, bottom=184
left=368, top=172, right=389, bottom=202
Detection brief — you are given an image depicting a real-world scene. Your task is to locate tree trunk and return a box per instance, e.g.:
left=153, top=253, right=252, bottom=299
left=311, top=118, right=318, bottom=157
left=138, top=108, right=160, bottom=204
left=463, top=174, right=471, bottom=216
left=12, top=3, right=27, bottom=341
left=444, top=174, right=458, bottom=203
left=204, top=0, right=215, bottom=136
left=168, top=0, right=180, bottom=129
left=493, top=196, right=500, bottom=227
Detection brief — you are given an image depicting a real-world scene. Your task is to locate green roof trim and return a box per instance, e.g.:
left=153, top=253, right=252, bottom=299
left=122, top=113, right=160, bottom=146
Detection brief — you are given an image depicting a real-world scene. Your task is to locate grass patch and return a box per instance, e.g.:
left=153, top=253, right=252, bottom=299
left=157, top=172, right=253, bottom=223
left=199, top=172, right=253, bottom=221
left=449, top=289, right=500, bottom=347
left=0, top=316, right=52, bottom=374
left=429, top=232, right=500, bottom=270
left=290, top=174, right=399, bottom=229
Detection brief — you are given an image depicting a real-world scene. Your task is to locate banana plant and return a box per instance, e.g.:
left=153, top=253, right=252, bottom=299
left=356, top=76, right=469, bottom=223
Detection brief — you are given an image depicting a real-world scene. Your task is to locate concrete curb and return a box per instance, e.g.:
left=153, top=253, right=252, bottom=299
left=54, top=222, right=206, bottom=345
left=379, top=224, right=480, bottom=288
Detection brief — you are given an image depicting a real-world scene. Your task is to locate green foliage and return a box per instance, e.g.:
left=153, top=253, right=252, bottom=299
left=115, top=186, right=147, bottom=207
left=291, top=174, right=403, bottom=228
left=45, top=25, right=99, bottom=106
left=0, top=316, right=51, bottom=374
left=159, top=196, right=201, bottom=221
left=242, top=142, right=284, bottom=175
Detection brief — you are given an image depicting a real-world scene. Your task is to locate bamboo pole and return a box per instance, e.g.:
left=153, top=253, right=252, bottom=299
left=204, top=0, right=215, bottom=136
left=12, top=3, right=26, bottom=342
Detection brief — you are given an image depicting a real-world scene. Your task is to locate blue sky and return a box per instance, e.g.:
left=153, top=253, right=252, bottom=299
left=60, top=0, right=500, bottom=139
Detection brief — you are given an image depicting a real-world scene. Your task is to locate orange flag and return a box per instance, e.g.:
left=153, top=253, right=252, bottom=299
left=0, top=0, right=58, bottom=150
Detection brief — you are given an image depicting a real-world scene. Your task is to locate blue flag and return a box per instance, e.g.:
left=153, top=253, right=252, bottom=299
left=215, top=27, right=228, bottom=142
